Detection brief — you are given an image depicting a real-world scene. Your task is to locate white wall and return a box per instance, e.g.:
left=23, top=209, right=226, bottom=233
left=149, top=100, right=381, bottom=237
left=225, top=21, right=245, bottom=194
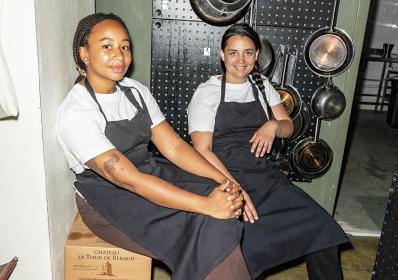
left=0, top=0, right=51, bottom=279
left=357, top=0, right=398, bottom=110
left=34, top=1, right=94, bottom=279
left=0, top=0, right=94, bottom=279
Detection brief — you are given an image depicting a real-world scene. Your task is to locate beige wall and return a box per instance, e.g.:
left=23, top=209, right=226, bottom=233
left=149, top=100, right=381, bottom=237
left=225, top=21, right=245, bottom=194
left=0, top=0, right=94, bottom=279
left=35, top=1, right=95, bottom=279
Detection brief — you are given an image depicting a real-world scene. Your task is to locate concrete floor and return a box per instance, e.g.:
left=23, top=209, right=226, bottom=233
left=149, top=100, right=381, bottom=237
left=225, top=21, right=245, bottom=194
left=151, top=236, right=379, bottom=279
left=334, top=109, right=398, bottom=234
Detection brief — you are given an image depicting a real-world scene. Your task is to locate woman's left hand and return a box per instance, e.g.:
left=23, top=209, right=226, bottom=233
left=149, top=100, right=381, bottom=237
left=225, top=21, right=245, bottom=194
left=249, top=120, right=278, bottom=157
left=241, top=189, right=258, bottom=223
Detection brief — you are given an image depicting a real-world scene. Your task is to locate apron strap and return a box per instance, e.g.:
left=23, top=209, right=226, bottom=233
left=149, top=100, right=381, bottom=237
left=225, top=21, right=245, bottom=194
left=221, top=75, right=227, bottom=104
left=247, top=76, right=261, bottom=102
left=248, top=75, right=272, bottom=121
left=117, top=83, right=154, bottom=126
left=221, top=75, right=263, bottom=104
left=84, top=78, right=109, bottom=123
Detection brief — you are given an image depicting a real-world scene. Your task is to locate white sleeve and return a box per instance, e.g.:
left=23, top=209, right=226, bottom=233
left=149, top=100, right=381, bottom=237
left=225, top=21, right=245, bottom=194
left=58, top=114, right=115, bottom=165
left=264, top=78, right=281, bottom=106
left=187, top=85, right=218, bottom=134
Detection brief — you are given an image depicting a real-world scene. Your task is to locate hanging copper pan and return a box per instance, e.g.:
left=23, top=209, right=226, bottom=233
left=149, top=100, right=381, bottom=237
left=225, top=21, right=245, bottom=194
left=290, top=118, right=333, bottom=179
left=190, top=0, right=252, bottom=26
left=275, top=47, right=302, bottom=120
left=303, top=0, right=354, bottom=77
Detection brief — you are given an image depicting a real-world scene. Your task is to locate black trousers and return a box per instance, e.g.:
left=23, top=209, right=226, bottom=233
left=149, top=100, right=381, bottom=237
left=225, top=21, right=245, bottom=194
left=305, top=246, right=343, bottom=280
left=257, top=246, right=343, bottom=280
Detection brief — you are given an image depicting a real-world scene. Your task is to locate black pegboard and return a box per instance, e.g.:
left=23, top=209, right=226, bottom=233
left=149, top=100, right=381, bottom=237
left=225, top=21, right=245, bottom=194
left=153, top=0, right=199, bottom=21
left=256, top=0, right=334, bottom=29
left=151, top=19, right=228, bottom=141
left=372, top=172, right=398, bottom=280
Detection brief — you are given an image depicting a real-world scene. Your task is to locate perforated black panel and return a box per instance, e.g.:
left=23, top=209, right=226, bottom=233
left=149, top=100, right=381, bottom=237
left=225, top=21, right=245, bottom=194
left=153, top=0, right=199, bottom=21
left=372, top=173, right=398, bottom=279
left=256, top=0, right=333, bottom=29
left=151, top=19, right=227, bottom=141
left=151, top=0, right=335, bottom=181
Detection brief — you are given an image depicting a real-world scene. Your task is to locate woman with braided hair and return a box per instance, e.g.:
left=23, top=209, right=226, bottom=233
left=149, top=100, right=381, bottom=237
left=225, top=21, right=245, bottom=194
left=56, top=13, right=253, bottom=280
left=188, top=23, right=348, bottom=279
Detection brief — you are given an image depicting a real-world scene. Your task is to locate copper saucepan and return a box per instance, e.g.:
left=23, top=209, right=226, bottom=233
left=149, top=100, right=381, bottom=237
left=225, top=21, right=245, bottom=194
left=275, top=48, right=302, bottom=120
left=290, top=118, right=333, bottom=179
left=303, top=0, right=354, bottom=77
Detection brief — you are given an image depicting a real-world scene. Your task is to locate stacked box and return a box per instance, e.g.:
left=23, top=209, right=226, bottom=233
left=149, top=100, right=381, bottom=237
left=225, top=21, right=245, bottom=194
left=65, top=214, right=152, bottom=280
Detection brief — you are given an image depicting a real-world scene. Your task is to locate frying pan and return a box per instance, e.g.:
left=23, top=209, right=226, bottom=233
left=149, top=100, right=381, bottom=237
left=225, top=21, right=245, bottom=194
left=311, top=77, right=346, bottom=121
left=290, top=102, right=310, bottom=142
left=275, top=47, right=302, bottom=120
left=290, top=118, right=333, bottom=179
left=257, top=35, right=274, bottom=75
left=247, top=0, right=274, bottom=75
left=303, top=0, right=354, bottom=77
left=190, top=0, right=252, bottom=26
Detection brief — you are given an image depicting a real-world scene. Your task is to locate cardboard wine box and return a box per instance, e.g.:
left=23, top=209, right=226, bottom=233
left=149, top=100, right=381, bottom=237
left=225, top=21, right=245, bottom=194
left=64, top=214, right=152, bottom=280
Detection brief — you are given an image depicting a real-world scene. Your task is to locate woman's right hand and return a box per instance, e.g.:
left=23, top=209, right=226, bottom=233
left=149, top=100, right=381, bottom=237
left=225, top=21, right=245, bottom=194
left=205, top=181, right=244, bottom=219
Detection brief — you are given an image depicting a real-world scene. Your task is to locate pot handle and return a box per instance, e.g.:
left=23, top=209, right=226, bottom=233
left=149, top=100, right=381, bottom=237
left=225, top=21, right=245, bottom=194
left=329, top=0, right=341, bottom=31
left=280, top=47, right=290, bottom=88
left=314, top=117, right=321, bottom=141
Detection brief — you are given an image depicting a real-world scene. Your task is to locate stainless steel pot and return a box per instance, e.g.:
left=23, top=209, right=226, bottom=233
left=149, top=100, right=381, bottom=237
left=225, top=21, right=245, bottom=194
left=190, top=0, right=251, bottom=26
left=311, top=78, right=346, bottom=121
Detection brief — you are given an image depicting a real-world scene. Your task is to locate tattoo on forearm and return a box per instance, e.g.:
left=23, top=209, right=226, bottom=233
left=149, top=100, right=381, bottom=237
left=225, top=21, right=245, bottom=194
left=103, top=152, right=122, bottom=186
left=87, top=159, right=104, bottom=177
left=104, top=152, right=119, bottom=172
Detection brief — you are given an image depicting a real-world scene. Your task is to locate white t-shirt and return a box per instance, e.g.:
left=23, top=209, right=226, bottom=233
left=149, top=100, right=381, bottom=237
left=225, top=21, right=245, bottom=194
left=187, top=75, right=281, bottom=133
left=56, top=77, right=165, bottom=174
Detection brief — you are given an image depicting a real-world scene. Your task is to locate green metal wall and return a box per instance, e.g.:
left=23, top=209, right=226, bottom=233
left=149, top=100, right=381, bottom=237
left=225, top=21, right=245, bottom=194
left=95, top=0, right=371, bottom=213
left=297, top=0, right=371, bottom=213
left=96, top=0, right=152, bottom=87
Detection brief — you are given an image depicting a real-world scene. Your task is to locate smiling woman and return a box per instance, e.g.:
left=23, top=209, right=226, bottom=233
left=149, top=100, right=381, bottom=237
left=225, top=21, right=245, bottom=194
left=56, top=13, right=251, bottom=280
left=218, top=35, right=258, bottom=84
left=188, top=23, right=349, bottom=279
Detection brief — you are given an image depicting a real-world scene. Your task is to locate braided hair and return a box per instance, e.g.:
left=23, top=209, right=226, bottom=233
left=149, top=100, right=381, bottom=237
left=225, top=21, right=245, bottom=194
left=220, top=23, right=275, bottom=119
left=72, top=13, right=130, bottom=84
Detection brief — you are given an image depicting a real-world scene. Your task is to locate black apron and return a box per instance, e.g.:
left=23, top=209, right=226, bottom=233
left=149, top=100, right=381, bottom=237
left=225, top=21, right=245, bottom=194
left=212, top=75, right=348, bottom=278
left=74, top=79, right=243, bottom=280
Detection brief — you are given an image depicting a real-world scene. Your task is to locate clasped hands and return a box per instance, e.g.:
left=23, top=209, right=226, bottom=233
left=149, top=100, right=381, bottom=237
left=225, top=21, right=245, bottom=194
left=208, top=180, right=258, bottom=223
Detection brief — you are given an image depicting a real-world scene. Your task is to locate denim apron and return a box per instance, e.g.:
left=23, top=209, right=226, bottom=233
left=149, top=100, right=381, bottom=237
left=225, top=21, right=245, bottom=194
left=74, top=79, right=243, bottom=280
left=212, top=75, right=348, bottom=278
